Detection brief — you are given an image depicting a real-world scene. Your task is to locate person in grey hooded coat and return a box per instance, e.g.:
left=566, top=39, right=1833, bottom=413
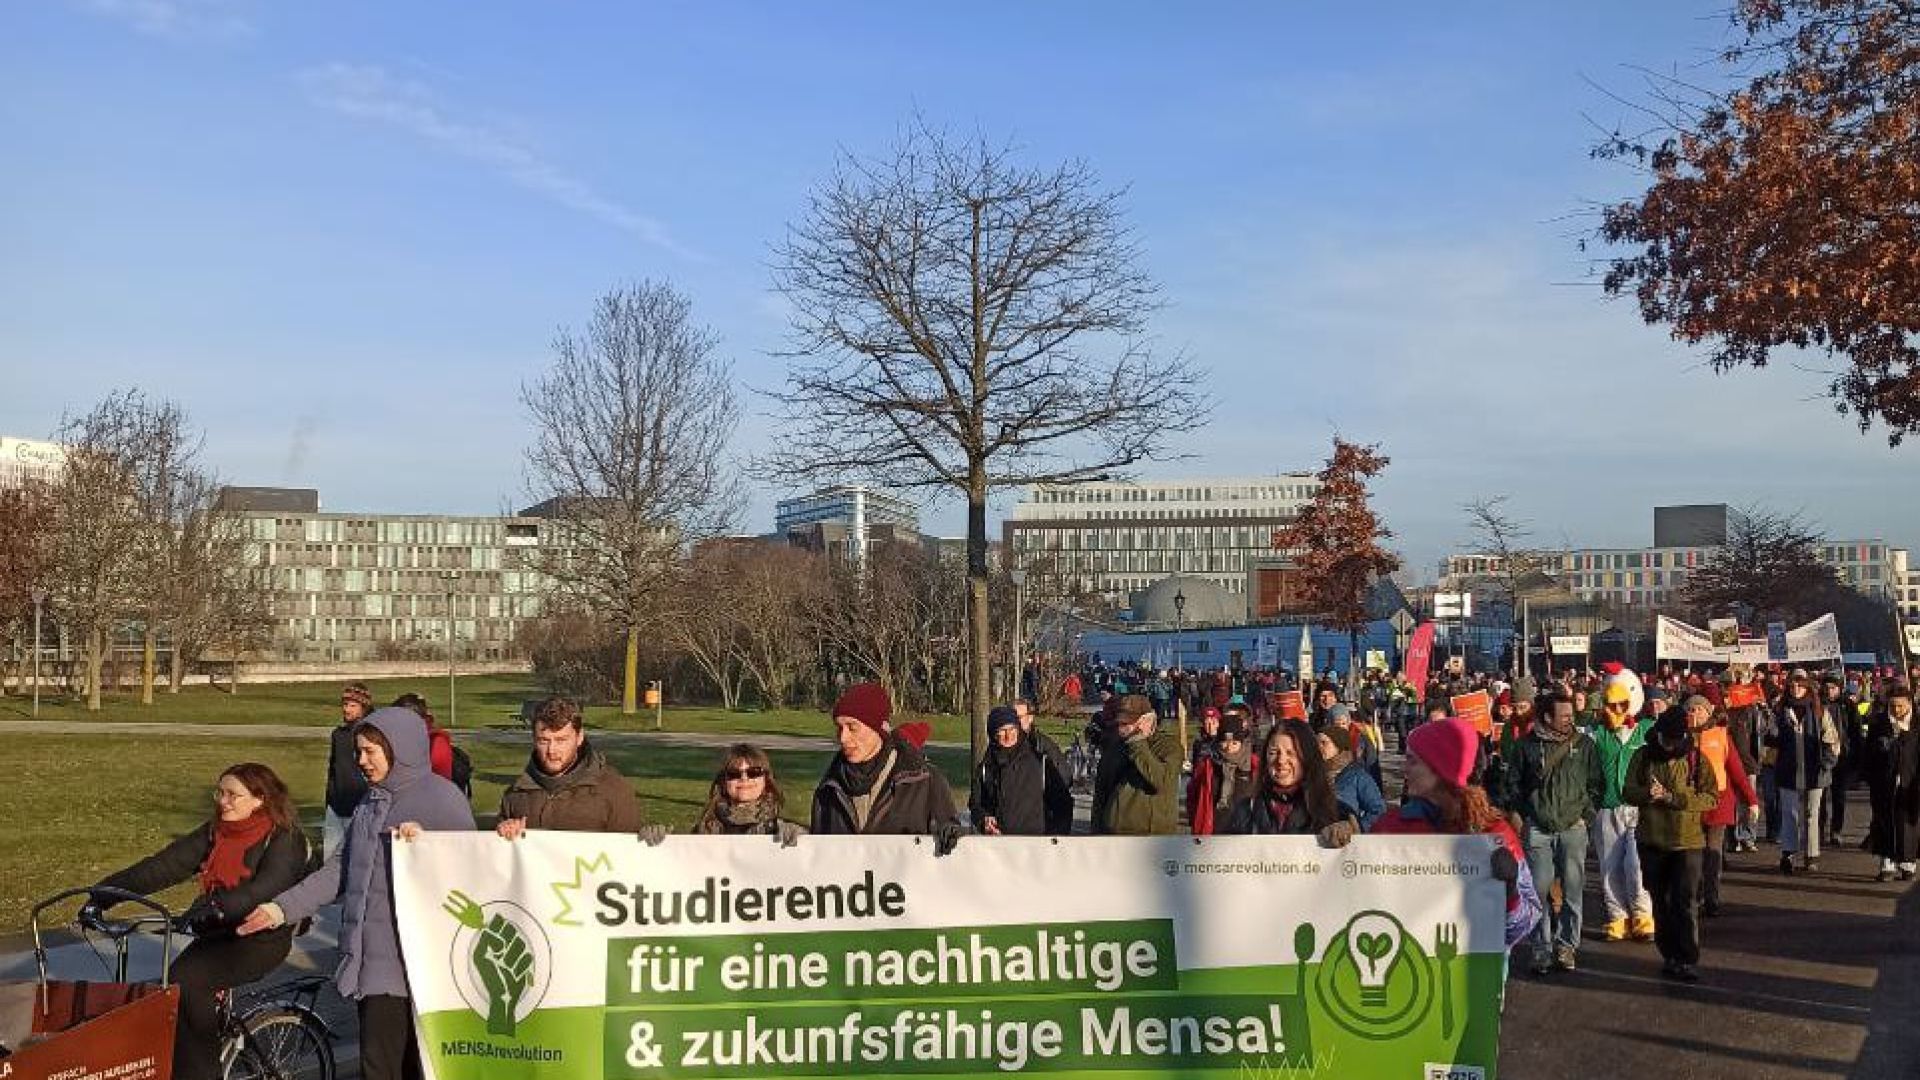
left=240, top=706, right=473, bottom=1080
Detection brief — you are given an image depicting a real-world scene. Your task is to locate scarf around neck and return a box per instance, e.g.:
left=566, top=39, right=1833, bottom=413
left=201, top=811, right=275, bottom=894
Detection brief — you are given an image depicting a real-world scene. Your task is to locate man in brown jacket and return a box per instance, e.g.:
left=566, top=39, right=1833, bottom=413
left=496, top=698, right=651, bottom=839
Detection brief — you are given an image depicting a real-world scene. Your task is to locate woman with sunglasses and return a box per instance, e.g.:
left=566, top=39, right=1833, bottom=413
left=696, top=743, right=805, bottom=845
left=83, top=763, right=310, bottom=1080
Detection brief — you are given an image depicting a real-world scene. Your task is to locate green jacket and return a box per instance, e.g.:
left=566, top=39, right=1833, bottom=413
left=1623, top=745, right=1720, bottom=851
left=1500, top=727, right=1604, bottom=834
left=1092, top=725, right=1182, bottom=836
left=1592, top=722, right=1646, bottom=809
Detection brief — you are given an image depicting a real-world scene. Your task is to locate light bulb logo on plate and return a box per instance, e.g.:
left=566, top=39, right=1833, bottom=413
left=1312, top=910, right=1435, bottom=1040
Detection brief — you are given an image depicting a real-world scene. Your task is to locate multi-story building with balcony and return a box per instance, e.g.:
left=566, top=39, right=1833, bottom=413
left=1003, top=474, right=1321, bottom=602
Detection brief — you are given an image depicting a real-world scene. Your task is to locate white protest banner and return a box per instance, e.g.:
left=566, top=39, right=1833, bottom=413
left=1548, top=635, right=1589, bottom=656
left=394, top=832, right=1509, bottom=1080
left=1655, top=614, right=1842, bottom=664
left=1905, top=624, right=1920, bottom=656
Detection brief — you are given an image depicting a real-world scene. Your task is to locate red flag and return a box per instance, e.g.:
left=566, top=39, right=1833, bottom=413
left=1404, top=621, right=1436, bottom=702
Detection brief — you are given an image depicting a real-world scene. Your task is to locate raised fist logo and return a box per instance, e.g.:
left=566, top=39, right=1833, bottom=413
left=443, top=890, right=549, bottom=1036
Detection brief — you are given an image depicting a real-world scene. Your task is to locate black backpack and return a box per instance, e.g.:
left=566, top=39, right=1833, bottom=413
left=449, top=744, right=474, bottom=797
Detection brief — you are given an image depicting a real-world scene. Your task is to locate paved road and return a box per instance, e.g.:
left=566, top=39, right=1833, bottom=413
left=8, top=722, right=1915, bottom=1078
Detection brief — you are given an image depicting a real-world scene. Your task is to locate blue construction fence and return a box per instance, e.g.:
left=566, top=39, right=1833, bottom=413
left=1071, top=619, right=1514, bottom=675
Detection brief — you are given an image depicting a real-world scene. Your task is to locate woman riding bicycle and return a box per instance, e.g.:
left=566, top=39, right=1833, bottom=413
left=82, top=762, right=311, bottom=1080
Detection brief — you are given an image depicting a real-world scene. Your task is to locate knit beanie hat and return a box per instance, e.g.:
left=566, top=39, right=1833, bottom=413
left=986, top=706, right=1020, bottom=735
left=1407, top=718, right=1478, bottom=789
left=341, top=683, right=373, bottom=711
left=1322, top=725, right=1354, bottom=753
left=832, top=682, right=892, bottom=733
left=1326, top=703, right=1353, bottom=723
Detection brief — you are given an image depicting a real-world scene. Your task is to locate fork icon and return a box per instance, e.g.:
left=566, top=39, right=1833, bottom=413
left=1434, top=923, right=1459, bottom=1039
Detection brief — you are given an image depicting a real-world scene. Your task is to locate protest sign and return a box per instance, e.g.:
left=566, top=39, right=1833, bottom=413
left=1275, top=690, right=1307, bottom=721
left=1725, top=683, right=1765, bottom=710
left=1402, top=623, right=1436, bottom=703
left=394, top=833, right=1509, bottom=1080
left=1708, top=618, right=1740, bottom=654
left=1655, top=615, right=1841, bottom=665
left=1450, top=692, right=1492, bottom=737
left=1547, top=636, right=1589, bottom=656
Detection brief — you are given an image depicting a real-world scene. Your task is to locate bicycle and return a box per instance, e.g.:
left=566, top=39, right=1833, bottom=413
left=57, top=887, right=336, bottom=1080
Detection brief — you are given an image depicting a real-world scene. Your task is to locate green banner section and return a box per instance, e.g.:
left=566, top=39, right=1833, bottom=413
left=421, top=951, right=1505, bottom=1079
left=607, top=919, right=1179, bottom=1006
left=603, top=994, right=1310, bottom=1077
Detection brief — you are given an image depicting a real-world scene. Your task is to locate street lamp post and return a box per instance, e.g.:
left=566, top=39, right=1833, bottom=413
left=30, top=587, right=46, bottom=718
left=442, top=571, right=460, bottom=728
left=1173, top=587, right=1186, bottom=672
left=1009, top=570, right=1028, bottom=702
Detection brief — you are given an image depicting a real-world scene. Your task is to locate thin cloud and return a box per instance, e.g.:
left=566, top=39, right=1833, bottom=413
left=297, top=63, right=691, bottom=256
left=73, top=0, right=253, bottom=40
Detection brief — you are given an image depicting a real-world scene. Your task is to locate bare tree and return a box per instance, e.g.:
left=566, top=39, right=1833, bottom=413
left=664, top=544, right=750, bottom=709
left=1682, top=506, right=1841, bottom=625
left=729, top=544, right=832, bottom=710
left=523, top=281, right=741, bottom=713
left=0, top=482, right=55, bottom=695
left=768, top=123, right=1204, bottom=761
left=50, top=391, right=176, bottom=710
left=161, top=477, right=272, bottom=693
left=1461, top=495, right=1550, bottom=678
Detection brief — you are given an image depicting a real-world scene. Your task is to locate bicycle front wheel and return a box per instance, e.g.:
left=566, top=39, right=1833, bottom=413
left=226, top=1008, right=335, bottom=1080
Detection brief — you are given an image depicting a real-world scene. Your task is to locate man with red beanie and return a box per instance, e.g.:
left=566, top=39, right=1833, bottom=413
left=811, top=683, right=964, bottom=852
left=1376, top=717, right=1542, bottom=953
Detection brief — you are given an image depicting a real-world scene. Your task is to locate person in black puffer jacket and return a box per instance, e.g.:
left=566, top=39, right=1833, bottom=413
left=972, top=707, right=1053, bottom=835
left=695, top=742, right=805, bottom=845
left=86, top=763, right=311, bottom=1080
left=811, top=683, right=964, bottom=852
left=322, top=682, right=374, bottom=861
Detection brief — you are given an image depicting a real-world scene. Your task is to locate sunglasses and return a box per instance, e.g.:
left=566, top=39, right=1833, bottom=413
left=723, top=766, right=769, bottom=781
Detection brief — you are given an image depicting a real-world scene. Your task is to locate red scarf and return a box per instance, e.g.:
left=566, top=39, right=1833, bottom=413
left=200, top=812, right=275, bottom=894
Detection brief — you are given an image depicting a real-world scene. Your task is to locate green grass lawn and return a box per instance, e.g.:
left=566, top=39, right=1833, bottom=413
left=0, top=675, right=1010, bottom=748
left=0, top=728, right=976, bottom=938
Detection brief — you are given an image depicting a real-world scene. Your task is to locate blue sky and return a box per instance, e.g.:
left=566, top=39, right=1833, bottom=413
left=5, top=1, right=1914, bottom=579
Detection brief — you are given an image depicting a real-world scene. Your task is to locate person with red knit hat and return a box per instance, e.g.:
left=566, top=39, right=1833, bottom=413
left=810, top=682, right=964, bottom=852
left=1376, top=717, right=1543, bottom=952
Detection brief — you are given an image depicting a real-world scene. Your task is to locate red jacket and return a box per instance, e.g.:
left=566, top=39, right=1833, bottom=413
left=1702, top=744, right=1758, bottom=827
left=427, top=726, right=454, bottom=782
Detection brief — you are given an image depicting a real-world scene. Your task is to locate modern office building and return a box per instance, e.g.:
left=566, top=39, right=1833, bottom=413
left=219, top=487, right=556, bottom=663
left=1003, top=474, right=1321, bottom=601
left=774, top=484, right=920, bottom=565
left=1895, top=547, right=1919, bottom=622
left=1439, top=505, right=1906, bottom=608
left=0, top=436, right=66, bottom=489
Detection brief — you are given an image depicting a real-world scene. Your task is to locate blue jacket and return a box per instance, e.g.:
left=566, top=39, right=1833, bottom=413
left=275, top=708, right=474, bottom=999
left=1332, top=760, right=1385, bottom=830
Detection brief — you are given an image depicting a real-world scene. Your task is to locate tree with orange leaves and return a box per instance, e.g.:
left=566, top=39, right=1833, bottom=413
left=1274, top=438, right=1401, bottom=683
left=1594, top=0, right=1920, bottom=442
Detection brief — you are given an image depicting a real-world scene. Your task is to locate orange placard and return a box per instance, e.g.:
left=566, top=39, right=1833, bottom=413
left=1725, top=683, right=1764, bottom=709
left=1275, top=690, right=1307, bottom=721
left=1451, top=691, right=1493, bottom=736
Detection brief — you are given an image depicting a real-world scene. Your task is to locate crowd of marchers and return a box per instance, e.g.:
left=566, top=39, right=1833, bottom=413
left=68, top=653, right=1920, bottom=1078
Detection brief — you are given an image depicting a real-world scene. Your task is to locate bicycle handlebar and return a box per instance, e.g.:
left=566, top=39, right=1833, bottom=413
left=30, top=885, right=180, bottom=990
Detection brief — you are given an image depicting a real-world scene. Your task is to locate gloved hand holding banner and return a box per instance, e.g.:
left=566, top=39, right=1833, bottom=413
left=394, top=832, right=1510, bottom=1078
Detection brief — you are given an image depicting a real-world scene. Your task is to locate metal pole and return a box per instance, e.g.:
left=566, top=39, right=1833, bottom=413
left=31, top=589, right=45, bottom=718
left=444, top=571, right=458, bottom=728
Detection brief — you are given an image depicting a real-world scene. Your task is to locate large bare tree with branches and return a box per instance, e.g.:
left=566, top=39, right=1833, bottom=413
left=768, top=124, right=1204, bottom=761
left=523, top=281, right=741, bottom=713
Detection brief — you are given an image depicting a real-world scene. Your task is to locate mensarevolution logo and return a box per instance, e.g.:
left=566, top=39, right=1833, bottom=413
left=443, top=890, right=554, bottom=1036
